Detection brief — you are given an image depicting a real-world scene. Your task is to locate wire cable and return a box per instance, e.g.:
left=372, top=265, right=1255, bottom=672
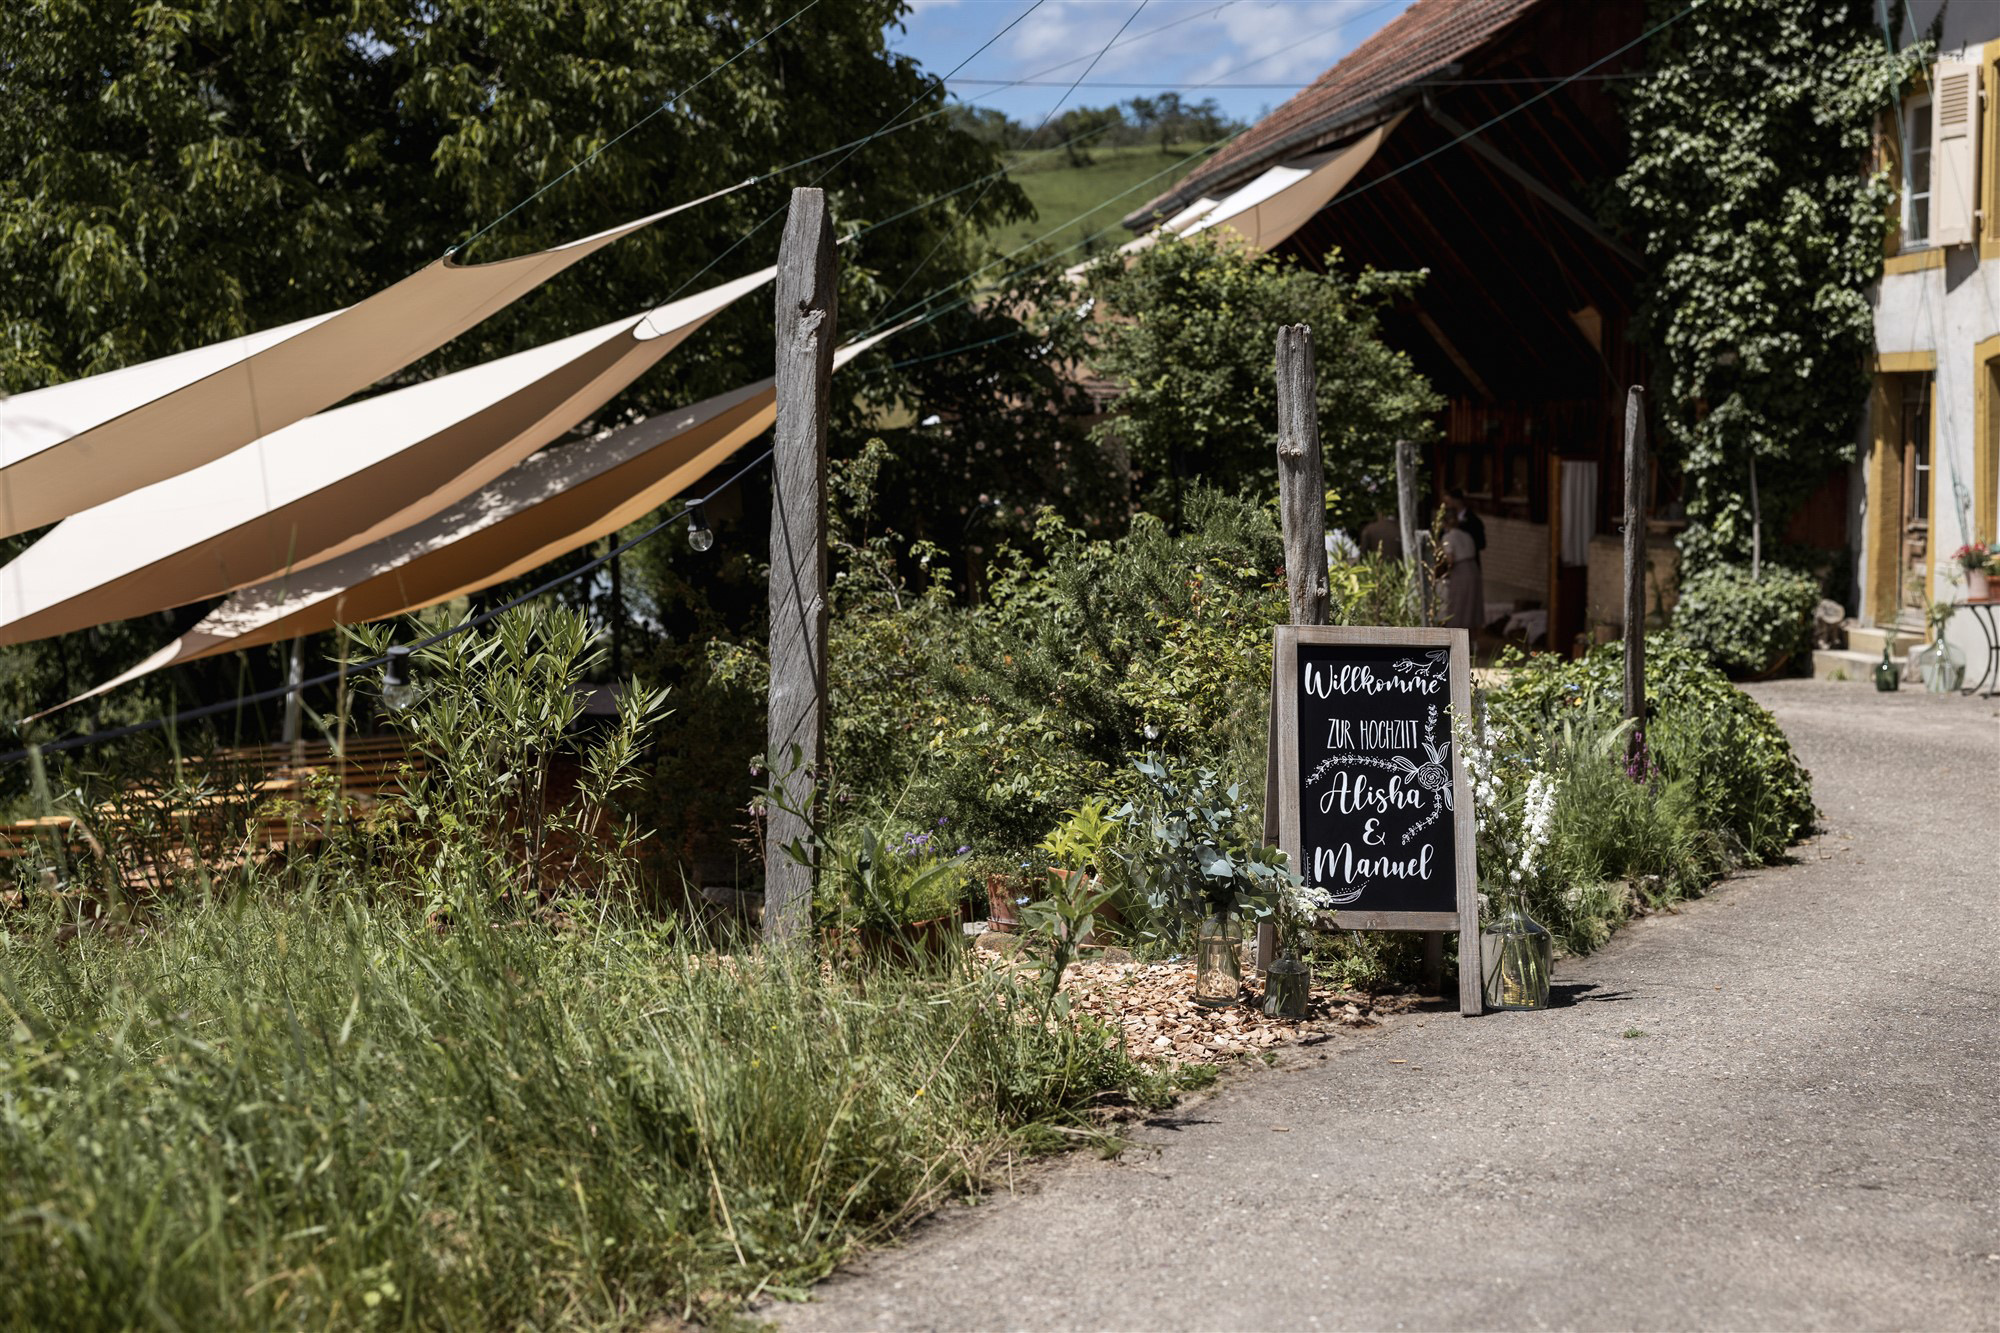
left=448, top=0, right=824, bottom=258
left=878, top=0, right=1152, bottom=311
left=651, top=0, right=1051, bottom=308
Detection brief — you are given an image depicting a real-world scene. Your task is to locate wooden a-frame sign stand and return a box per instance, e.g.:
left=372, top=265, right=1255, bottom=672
left=1264, top=324, right=1481, bottom=1015
left=1264, top=626, right=1482, bottom=1015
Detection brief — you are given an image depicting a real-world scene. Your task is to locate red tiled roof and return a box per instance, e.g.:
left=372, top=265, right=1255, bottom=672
left=1128, top=0, right=1543, bottom=226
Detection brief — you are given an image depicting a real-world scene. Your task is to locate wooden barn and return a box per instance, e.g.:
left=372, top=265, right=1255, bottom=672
left=1126, top=0, right=1673, bottom=654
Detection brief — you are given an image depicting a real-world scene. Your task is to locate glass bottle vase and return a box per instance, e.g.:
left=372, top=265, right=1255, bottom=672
left=1482, top=897, right=1552, bottom=1011
left=1260, top=954, right=1311, bottom=1018
left=1194, top=910, right=1242, bottom=1008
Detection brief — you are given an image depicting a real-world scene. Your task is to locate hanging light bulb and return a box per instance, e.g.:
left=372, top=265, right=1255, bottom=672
left=380, top=645, right=420, bottom=712
left=686, top=503, right=714, bottom=552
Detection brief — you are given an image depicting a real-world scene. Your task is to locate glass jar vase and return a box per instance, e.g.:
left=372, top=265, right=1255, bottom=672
left=1260, top=954, right=1311, bottom=1018
left=1482, top=898, right=1552, bottom=1011
left=1920, top=639, right=1965, bottom=694
left=1194, top=910, right=1242, bottom=1008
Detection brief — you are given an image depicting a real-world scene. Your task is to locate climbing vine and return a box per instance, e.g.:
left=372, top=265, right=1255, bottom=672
left=1616, top=0, right=1928, bottom=571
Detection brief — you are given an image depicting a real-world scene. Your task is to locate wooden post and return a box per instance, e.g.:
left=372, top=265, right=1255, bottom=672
left=1622, top=387, right=1648, bottom=765
left=764, top=187, right=836, bottom=946
left=1267, top=325, right=1328, bottom=971
left=1276, top=326, right=1329, bottom=627
left=282, top=636, right=304, bottom=748
left=1395, top=440, right=1428, bottom=627
left=1394, top=439, right=1442, bottom=986
left=1392, top=441, right=1446, bottom=990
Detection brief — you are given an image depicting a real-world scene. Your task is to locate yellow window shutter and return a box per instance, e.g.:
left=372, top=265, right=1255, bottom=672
left=1932, top=59, right=1980, bottom=246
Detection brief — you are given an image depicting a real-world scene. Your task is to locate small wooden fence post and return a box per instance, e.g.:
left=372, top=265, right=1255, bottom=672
left=1267, top=324, right=1328, bottom=970
left=1622, top=386, right=1648, bottom=767
left=764, top=187, right=836, bottom=946
left=1391, top=439, right=1443, bottom=990
left=1394, top=440, right=1428, bottom=627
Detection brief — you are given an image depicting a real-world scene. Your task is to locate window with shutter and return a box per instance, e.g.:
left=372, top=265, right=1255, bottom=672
left=1930, top=59, right=1980, bottom=247
left=1906, top=95, right=1933, bottom=246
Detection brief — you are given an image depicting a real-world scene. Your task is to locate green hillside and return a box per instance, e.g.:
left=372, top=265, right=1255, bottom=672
left=987, top=141, right=1213, bottom=260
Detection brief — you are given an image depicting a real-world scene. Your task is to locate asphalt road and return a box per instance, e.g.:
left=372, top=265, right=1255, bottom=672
left=780, top=680, right=2000, bottom=1332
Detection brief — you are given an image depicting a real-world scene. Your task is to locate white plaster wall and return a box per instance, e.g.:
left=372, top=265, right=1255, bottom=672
left=1871, top=28, right=2000, bottom=672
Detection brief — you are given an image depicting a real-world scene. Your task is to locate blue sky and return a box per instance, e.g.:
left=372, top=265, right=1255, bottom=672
left=884, top=0, right=1415, bottom=129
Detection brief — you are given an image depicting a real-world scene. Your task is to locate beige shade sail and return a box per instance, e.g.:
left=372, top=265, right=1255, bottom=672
left=0, top=190, right=743, bottom=538
left=1180, top=112, right=1403, bottom=252
left=47, top=335, right=890, bottom=713
left=0, top=266, right=776, bottom=646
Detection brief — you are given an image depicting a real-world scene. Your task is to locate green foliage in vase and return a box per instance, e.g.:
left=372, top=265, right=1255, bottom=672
left=1615, top=0, right=1927, bottom=571
left=1114, top=754, right=1299, bottom=938
left=1669, top=563, right=1821, bottom=677
left=1079, top=232, right=1443, bottom=531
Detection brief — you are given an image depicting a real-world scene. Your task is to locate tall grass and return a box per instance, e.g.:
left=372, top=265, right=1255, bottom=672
left=1, top=890, right=1166, bottom=1328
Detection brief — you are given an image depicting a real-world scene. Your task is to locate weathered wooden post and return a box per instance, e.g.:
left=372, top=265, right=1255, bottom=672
left=1622, top=386, right=1648, bottom=766
left=1267, top=325, right=1327, bottom=971
left=282, top=635, right=304, bottom=748
left=1394, top=439, right=1428, bottom=626
left=764, top=187, right=836, bottom=945
left=1392, top=439, right=1444, bottom=989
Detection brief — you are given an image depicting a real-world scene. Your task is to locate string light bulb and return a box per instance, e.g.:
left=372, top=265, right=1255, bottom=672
left=380, top=645, right=419, bottom=712
left=686, top=503, right=714, bottom=552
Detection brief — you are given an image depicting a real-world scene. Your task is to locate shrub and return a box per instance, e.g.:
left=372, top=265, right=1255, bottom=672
left=1486, top=636, right=1815, bottom=866
left=1670, top=563, right=1819, bottom=678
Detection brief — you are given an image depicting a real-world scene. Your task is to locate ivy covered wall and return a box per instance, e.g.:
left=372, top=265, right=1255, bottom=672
left=1616, top=0, right=1927, bottom=573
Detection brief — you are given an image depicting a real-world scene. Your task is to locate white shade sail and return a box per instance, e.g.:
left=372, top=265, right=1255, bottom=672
left=48, top=336, right=891, bottom=713
left=0, top=266, right=776, bottom=646
left=1180, top=112, right=1403, bottom=252
left=0, top=192, right=737, bottom=538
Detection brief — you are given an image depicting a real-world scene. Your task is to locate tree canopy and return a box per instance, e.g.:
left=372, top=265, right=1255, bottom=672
left=1081, top=234, right=1443, bottom=534
left=0, top=0, right=1031, bottom=733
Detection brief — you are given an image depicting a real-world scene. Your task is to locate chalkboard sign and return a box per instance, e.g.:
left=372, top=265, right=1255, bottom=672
left=1267, top=625, right=1481, bottom=1014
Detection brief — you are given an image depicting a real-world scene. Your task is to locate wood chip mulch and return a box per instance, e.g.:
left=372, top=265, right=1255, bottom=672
left=976, top=937, right=1422, bottom=1066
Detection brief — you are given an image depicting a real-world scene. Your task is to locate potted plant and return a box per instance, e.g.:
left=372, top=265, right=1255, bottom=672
left=1037, top=798, right=1128, bottom=940
left=1459, top=712, right=1563, bottom=1011
left=1952, top=543, right=1993, bottom=601
left=973, top=853, right=1032, bottom=933
left=1117, top=756, right=1298, bottom=1008
left=812, top=821, right=970, bottom=964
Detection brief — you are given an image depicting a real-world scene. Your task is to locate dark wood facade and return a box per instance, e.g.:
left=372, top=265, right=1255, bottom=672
left=1259, top=0, right=1660, bottom=650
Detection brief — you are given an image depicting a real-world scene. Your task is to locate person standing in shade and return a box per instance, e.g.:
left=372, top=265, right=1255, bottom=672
left=1444, top=484, right=1486, bottom=556
left=1438, top=504, right=1483, bottom=633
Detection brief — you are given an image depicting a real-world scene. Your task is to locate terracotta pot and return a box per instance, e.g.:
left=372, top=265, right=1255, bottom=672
left=832, top=915, right=961, bottom=965
left=985, top=872, right=1025, bottom=932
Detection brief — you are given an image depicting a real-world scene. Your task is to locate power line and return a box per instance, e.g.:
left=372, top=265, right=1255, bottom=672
left=950, top=73, right=1647, bottom=89
left=448, top=0, right=824, bottom=258
left=653, top=0, right=1052, bottom=307
left=850, top=1, right=1706, bottom=369
left=879, top=0, right=1155, bottom=312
